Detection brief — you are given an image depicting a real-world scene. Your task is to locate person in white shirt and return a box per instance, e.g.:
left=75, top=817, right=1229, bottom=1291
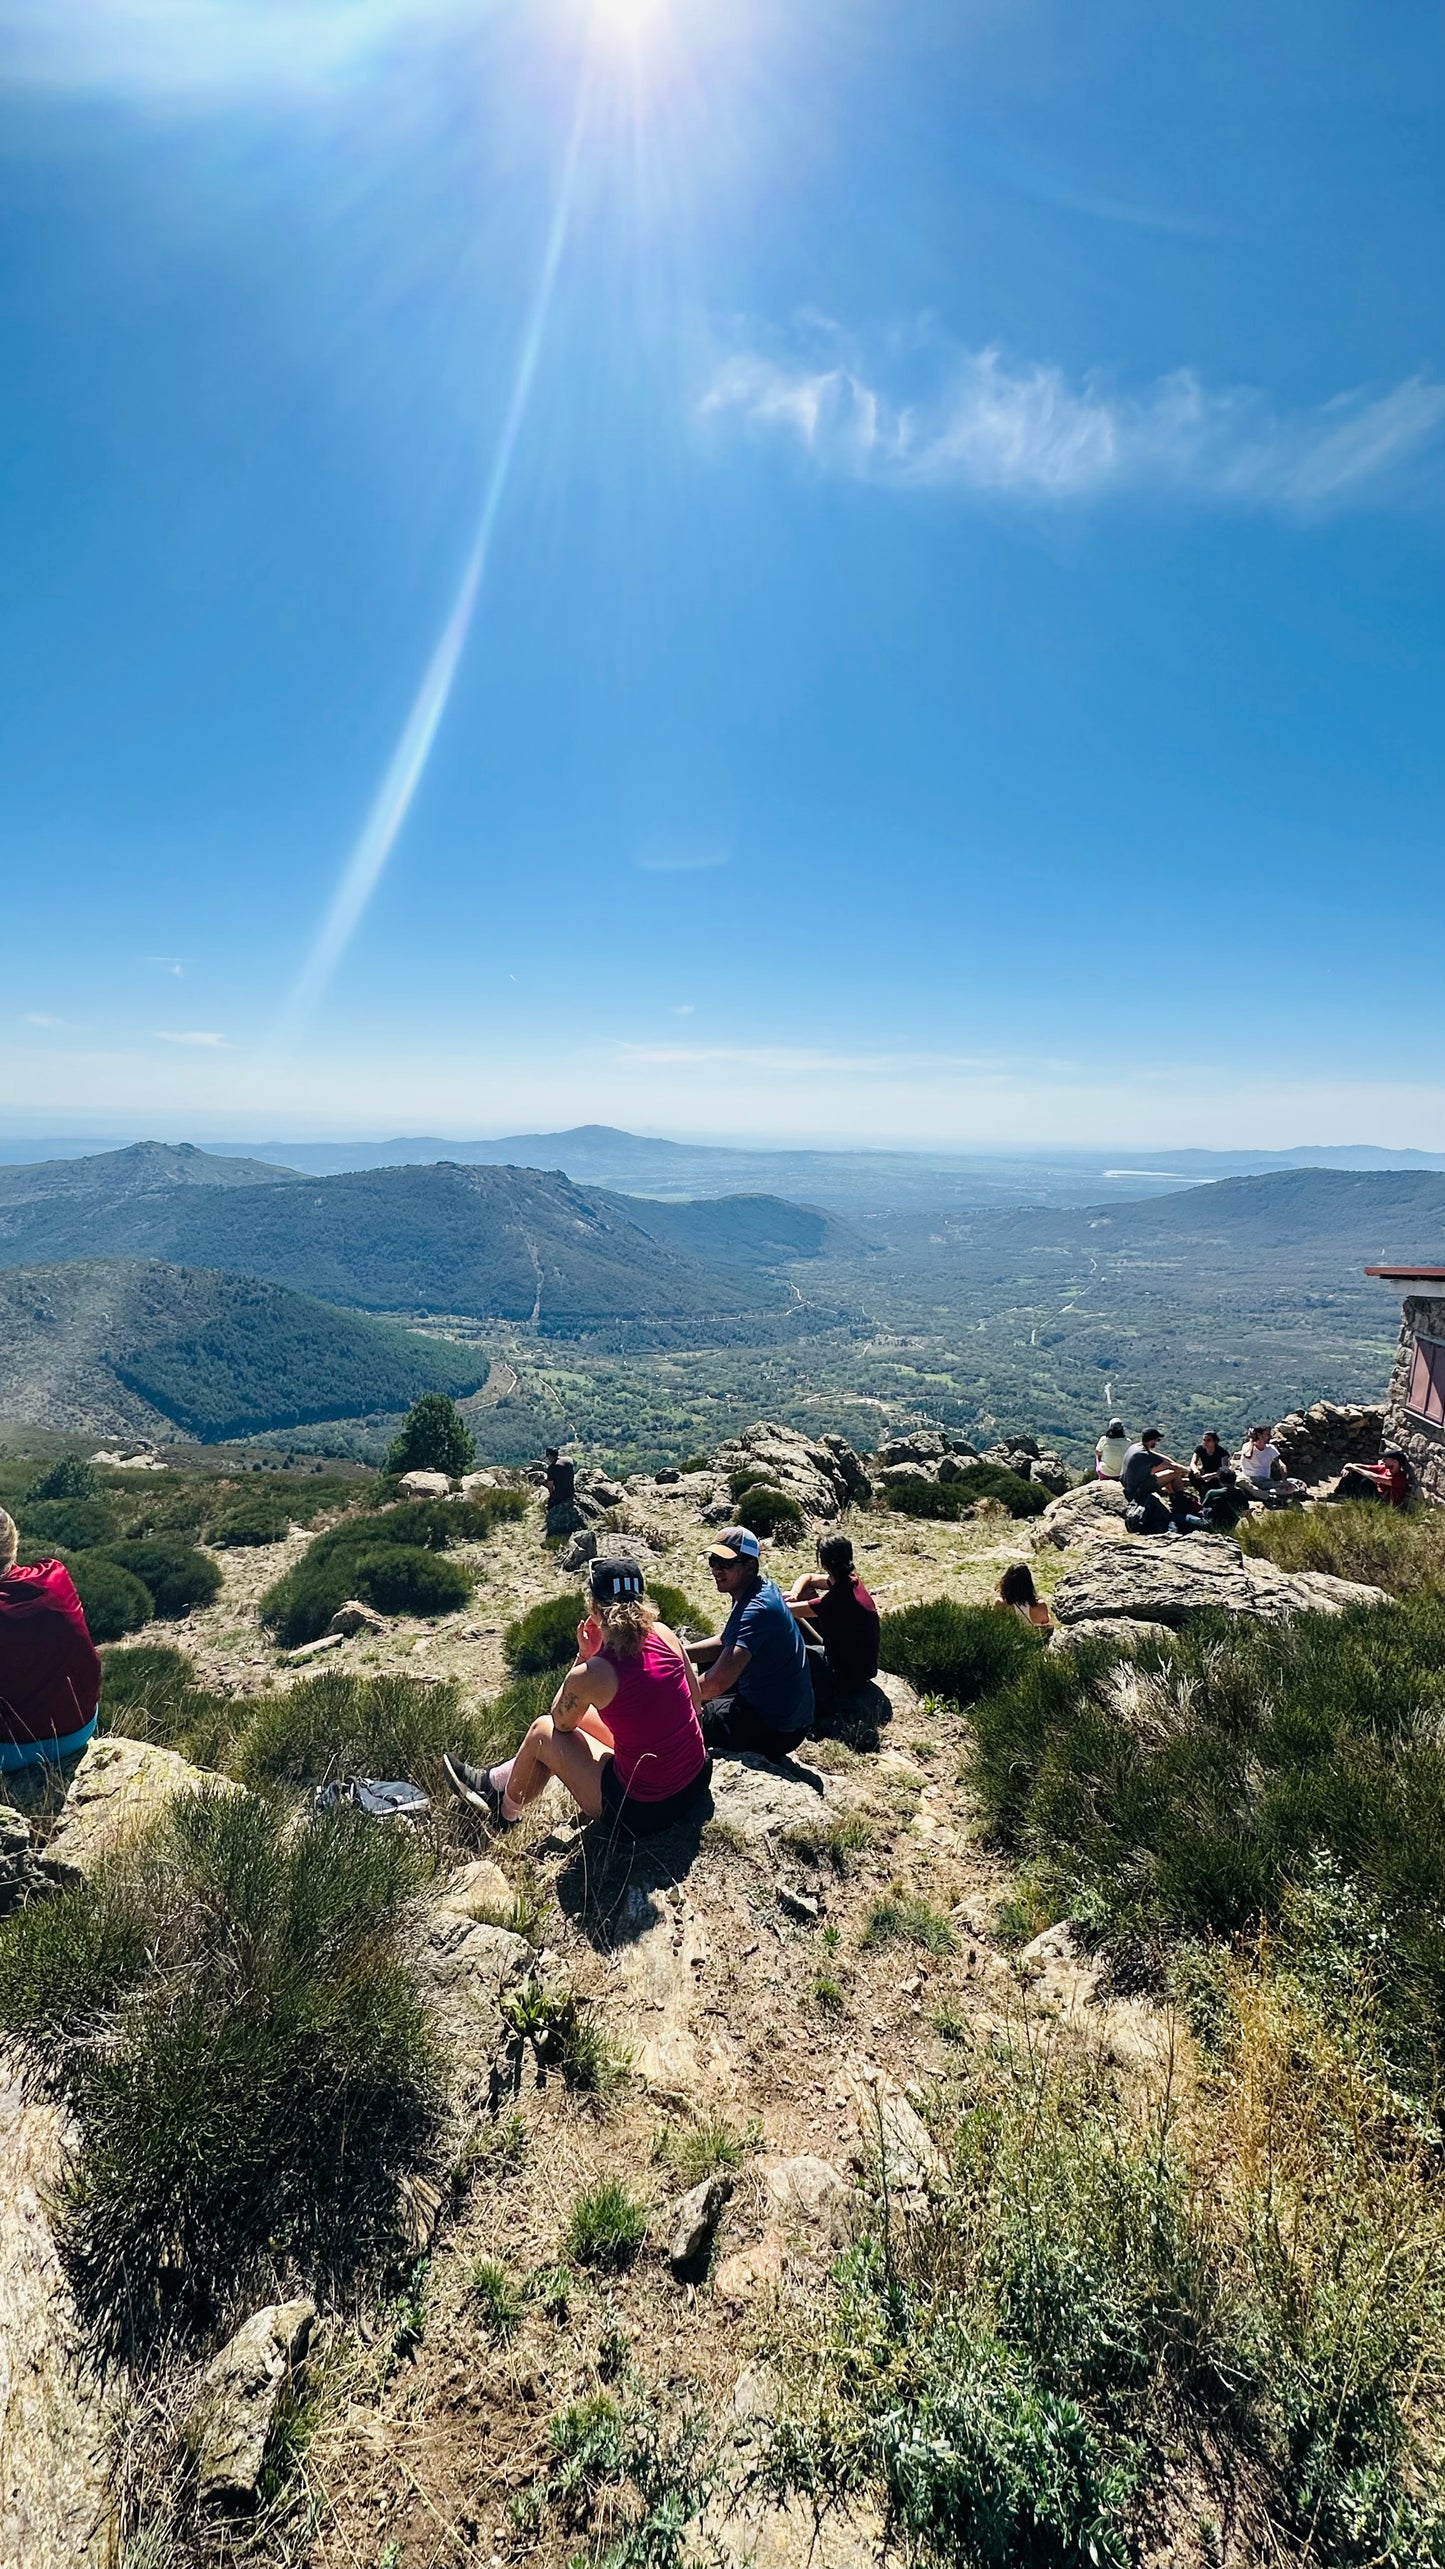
left=1237, top=1424, right=1305, bottom=1503
left=1095, top=1420, right=1129, bottom=1480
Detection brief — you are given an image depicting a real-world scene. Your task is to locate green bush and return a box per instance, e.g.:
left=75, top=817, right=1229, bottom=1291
left=879, top=1599, right=1044, bottom=1706
left=1238, top=1496, right=1445, bottom=1599
left=505, top=1591, right=584, bottom=1675
left=647, top=1579, right=711, bottom=1639
left=65, top=1553, right=154, bottom=1642
left=20, top=1498, right=120, bottom=1552
left=27, top=1455, right=100, bottom=1504
left=350, top=1546, right=472, bottom=1620
left=886, top=1465, right=1047, bottom=1522
left=206, top=1493, right=294, bottom=1547
left=727, top=1464, right=771, bottom=1501
left=860, top=1893, right=957, bottom=1955
left=385, top=1392, right=475, bottom=1479
left=967, top=1599, right=1445, bottom=2073
left=733, top=1483, right=805, bottom=1540
left=96, top=1539, right=222, bottom=1620
left=0, top=1788, right=440, bottom=2359
left=98, top=1643, right=240, bottom=1770
left=258, top=1536, right=473, bottom=1646
left=232, top=1668, right=486, bottom=1791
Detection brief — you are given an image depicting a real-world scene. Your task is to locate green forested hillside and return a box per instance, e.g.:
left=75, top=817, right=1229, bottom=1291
left=0, top=1261, right=486, bottom=1442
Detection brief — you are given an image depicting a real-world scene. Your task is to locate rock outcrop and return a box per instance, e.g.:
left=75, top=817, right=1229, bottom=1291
left=38, top=1736, right=235, bottom=1890
left=713, top=1425, right=872, bottom=1520
left=192, top=2300, right=316, bottom=2509
left=0, top=2076, right=111, bottom=2569
left=1051, top=1535, right=1386, bottom=1628
left=1033, top=1478, right=1129, bottom=1551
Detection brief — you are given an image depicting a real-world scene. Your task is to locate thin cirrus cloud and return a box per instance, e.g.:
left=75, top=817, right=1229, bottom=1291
left=0, top=0, right=488, bottom=96
left=700, top=331, right=1445, bottom=512
left=154, top=1029, right=226, bottom=1047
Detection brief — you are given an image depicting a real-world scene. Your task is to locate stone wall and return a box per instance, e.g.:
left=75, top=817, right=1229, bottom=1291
left=1271, top=1400, right=1384, bottom=1485
left=1383, top=1294, right=1445, bottom=1508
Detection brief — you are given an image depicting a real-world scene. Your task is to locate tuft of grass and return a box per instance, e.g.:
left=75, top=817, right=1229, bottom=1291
left=230, top=1666, right=492, bottom=1796
left=879, top=1598, right=1044, bottom=1707
left=0, top=1787, right=440, bottom=2361
left=527, top=2261, right=574, bottom=2321
left=564, top=2179, right=648, bottom=2270
left=860, top=1893, right=958, bottom=1955
left=504, top=1591, right=584, bottom=1675
left=1238, top=1496, right=1445, bottom=1599
left=465, top=2257, right=524, bottom=2339
left=540, top=2383, right=718, bottom=2567
left=651, top=2112, right=760, bottom=2186
left=98, top=1642, right=241, bottom=1770
left=501, top=1979, right=630, bottom=2099
left=454, top=2111, right=529, bottom=2189
left=811, top=1974, right=847, bottom=2017
left=785, top=1812, right=875, bottom=1875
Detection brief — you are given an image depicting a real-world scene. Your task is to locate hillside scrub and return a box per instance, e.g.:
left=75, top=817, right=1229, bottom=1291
left=967, top=1601, right=1445, bottom=2075
left=1238, top=1495, right=1445, bottom=1599
left=733, top=1483, right=805, bottom=1539
left=764, top=1979, right=1445, bottom=2567
left=62, top=1551, right=153, bottom=1641
left=232, top=1667, right=498, bottom=1791
left=96, top=1536, right=222, bottom=1619
left=880, top=1599, right=1044, bottom=1707
left=255, top=1494, right=516, bottom=1646
left=26, top=1453, right=101, bottom=1503
left=506, top=1591, right=586, bottom=1675
left=386, top=1391, right=476, bottom=1479
left=20, top=1496, right=120, bottom=1551
left=0, top=1787, right=440, bottom=2361
left=99, top=1643, right=242, bottom=1769
left=205, top=1489, right=294, bottom=1545
left=887, top=1465, right=1048, bottom=1522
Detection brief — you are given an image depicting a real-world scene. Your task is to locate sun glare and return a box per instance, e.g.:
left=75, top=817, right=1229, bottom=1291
left=591, top=0, right=670, bottom=48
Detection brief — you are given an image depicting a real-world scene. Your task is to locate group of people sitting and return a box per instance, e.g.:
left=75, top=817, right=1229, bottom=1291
left=1095, top=1416, right=1411, bottom=1534
left=445, top=1522, right=882, bottom=1841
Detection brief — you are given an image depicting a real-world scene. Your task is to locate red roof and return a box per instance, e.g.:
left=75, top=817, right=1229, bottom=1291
left=1365, top=1266, right=1445, bottom=1281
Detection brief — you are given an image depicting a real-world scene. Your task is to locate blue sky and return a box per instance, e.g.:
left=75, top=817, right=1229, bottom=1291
left=1, top=0, right=1442, bottom=1149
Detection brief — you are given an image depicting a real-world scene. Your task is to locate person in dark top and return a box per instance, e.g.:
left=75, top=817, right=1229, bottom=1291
left=544, top=1448, right=576, bottom=1508
left=0, top=1507, right=102, bottom=1774
left=1121, top=1430, right=1198, bottom=1534
left=1191, top=1431, right=1235, bottom=1489
left=787, top=1534, right=881, bottom=1706
left=689, top=1527, right=813, bottom=1761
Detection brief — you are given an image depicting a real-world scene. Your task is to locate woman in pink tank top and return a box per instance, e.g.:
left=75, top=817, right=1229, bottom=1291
left=445, top=1555, right=710, bottom=1840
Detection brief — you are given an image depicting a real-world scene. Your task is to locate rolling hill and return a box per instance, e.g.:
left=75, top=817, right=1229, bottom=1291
left=0, top=1261, right=487, bottom=1442
left=0, top=1155, right=802, bottom=1340
left=604, top=1191, right=863, bottom=1267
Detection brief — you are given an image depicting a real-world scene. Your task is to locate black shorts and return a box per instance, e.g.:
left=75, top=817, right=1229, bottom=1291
left=599, top=1754, right=713, bottom=1838
left=704, top=1696, right=810, bottom=1764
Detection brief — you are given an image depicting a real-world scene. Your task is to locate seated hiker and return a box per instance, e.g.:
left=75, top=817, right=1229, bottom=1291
left=1330, top=1447, right=1412, bottom=1508
left=786, top=1534, right=881, bottom=1714
left=1095, top=1420, right=1129, bottom=1481
left=444, top=1556, right=709, bottom=1838
left=998, top=1562, right=1052, bottom=1629
left=1191, top=1430, right=1235, bottom=1490
left=689, top=1526, right=813, bottom=1762
left=0, top=1507, right=102, bottom=1772
left=1120, top=1429, right=1193, bottom=1534
left=1236, top=1424, right=1305, bottom=1504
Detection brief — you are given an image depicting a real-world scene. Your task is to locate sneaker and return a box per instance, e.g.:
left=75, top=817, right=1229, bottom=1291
left=443, top=1753, right=512, bottom=1825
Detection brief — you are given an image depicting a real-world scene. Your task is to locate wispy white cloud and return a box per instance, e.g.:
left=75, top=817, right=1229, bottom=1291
left=148, top=955, right=185, bottom=978
left=0, top=0, right=490, bottom=98
left=701, top=329, right=1445, bottom=512
left=23, top=1011, right=66, bottom=1029
left=154, top=1029, right=226, bottom=1047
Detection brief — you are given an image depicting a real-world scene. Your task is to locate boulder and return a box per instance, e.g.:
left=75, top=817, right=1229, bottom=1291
left=1033, top=1478, right=1129, bottom=1551
left=876, top=1431, right=947, bottom=1468
left=285, top=1632, right=347, bottom=1663
left=0, top=2075, right=111, bottom=2568
left=0, top=1804, right=43, bottom=1916
left=398, top=1470, right=451, bottom=1501
left=193, top=2300, right=315, bottom=2508
left=559, top=1528, right=599, bottom=1572
left=876, top=1458, right=940, bottom=1487
left=709, top=1753, right=846, bottom=1847
left=436, top=1857, right=514, bottom=1920
left=327, top=1599, right=386, bottom=1638
left=1051, top=1535, right=1387, bottom=1629
left=714, top=1423, right=869, bottom=1522
left=668, top=2174, right=732, bottom=2274
left=846, top=2062, right=944, bottom=2194
left=457, top=1470, right=500, bottom=1501
left=760, top=2155, right=847, bottom=2228
left=1050, top=1615, right=1175, bottom=1655
left=39, top=1737, right=236, bottom=1890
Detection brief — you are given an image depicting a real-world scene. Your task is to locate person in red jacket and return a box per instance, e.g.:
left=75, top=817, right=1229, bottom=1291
left=0, top=1507, right=102, bottom=1773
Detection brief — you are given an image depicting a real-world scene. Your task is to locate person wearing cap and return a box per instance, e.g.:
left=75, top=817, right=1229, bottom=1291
left=1095, top=1421, right=1129, bottom=1481
left=688, top=1526, right=813, bottom=1762
left=443, top=1556, right=709, bottom=1836
left=0, top=1506, right=102, bottom=1777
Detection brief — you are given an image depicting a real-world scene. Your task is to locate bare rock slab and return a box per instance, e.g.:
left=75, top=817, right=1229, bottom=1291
left=193, top=2299, right=315, bottom=2508
left=709, top=1754, right=849, bottom=1847
left=760, top=2155, right=847, bottom=2229
left=614, top=1886, right=710, bottom=2092
left=39, top=1736, right=235, bottom=1889
left=846, top=2062, right=944, bottom=2195
left=0, top=2077, right=111, bottom=2569
left=668, top=2174, right=732, bottom=2274
left=1051, top=1535, right=1386, bottom=1629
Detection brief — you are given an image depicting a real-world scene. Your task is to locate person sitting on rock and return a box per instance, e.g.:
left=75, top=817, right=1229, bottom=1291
left=444, top=1556, right=709, bottom=1837
left=786, top=1534, right=881, bottom=1715
left=1191, top=1430, right=1235, bottom=1490
left=1121, top=1430, right=1194, bottom=1534
left=1329, top=1447, right=1412, bottom=1508
left=1236, top=1424, right=1306, bottom=1505
left=688, top=1526, right=813, bottom=1763
left=0, top=1507, right=102, bottom=1776
left=1095, top=1420, right=1129, bottom=1480
left=998, top=1562, right=1052, bottom=1629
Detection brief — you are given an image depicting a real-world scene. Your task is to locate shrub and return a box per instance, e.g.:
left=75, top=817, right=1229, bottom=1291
left=96, top=1539, right=222, bottom=1620
left=0, top=1788, right=440, bottom=2359
left=647, top=1579, right=711, bottom=1638
left=206, top=1493, right=294, bottom=1547
left=385, top=1393, right=475, bottom=1480
left=232, top=1669, right=484, bottom=1791
left=887, top=1466, right=1047, bottom=1522
left=21, top=1498, right=120, bottom=1552
left=1238, top=1497, right=1445, bottom=1600
left=505, top=1591, right=584, bottom=1675
left=27, top=1454, right=100, bottom=1504
left=65, top=1553, right=153, bottom=1642
left=563, top=2178, right=647, bottom=2269
left=733, top=1483, right=805, bottom=1540
left=259, top=1538, right=473, bottom=1646
left=350, top=1547, right=472, bottom=1620
left=879, top=1599, right=1044, bottom=1706
left=727, top=1465, right=771, bottom=1501
left=98, top=1643, right=241, bottom=1770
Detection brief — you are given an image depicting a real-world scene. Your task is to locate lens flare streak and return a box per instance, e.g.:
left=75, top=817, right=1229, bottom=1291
left=280, top=103, right=585, bottom=1037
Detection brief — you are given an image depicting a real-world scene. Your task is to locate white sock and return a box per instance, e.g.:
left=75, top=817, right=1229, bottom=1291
left=488, top=1759, right=515, bottom=1797
left=500, top=1787, right=524, bottom=1825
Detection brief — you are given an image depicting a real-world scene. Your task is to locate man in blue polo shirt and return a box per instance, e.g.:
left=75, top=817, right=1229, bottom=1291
left=688, top=1526, right=813, bottom=1761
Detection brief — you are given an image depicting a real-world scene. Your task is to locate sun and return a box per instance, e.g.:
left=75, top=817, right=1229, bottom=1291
left=589, top=0, right=670, bottom=47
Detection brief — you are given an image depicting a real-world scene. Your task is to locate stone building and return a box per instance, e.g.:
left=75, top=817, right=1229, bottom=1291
left=1366, top=1265, right=1445, bottom=1506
